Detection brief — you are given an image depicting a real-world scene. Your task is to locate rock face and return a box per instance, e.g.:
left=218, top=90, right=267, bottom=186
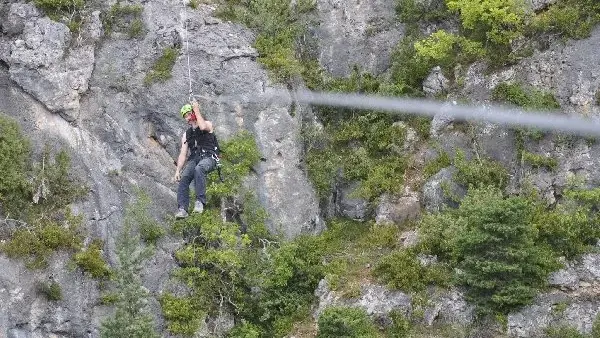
left=0, top=1, right=322, bottom=336
left=315, top=0, right=404, bottom=76
left=422, top=166, right=466, bottom=213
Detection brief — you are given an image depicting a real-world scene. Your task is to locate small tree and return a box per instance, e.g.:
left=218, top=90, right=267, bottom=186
left=451, top=187, right=558, bottom=315
left=100, top=201, right=159, bottom=338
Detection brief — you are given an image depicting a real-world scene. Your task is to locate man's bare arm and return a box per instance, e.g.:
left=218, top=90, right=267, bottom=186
left=173, top=132, right=188, bottom=181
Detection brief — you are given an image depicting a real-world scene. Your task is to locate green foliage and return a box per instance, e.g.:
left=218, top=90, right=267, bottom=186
left=388, top=37, right=433, bottom=96
left=531, top=0, right=600, bottom=40
left=396, top=0, right=451, bottom=34
left=426, top=187, right=559, bottom=315
left=102, top=2, right=145, bottom=38
left=36, top=280, right=63, bottom=301
left=386, top=310, right=412, bottom=338
left=453, top=150, right=509, bottom=190
left=316, top=306, right=379, bottom=338
left=423, top=149, right=451, bottom=179
left=492, top=82, right=560, bottom=111
left=144, top=47, right=179, bottom=85
left=445, top=0, right=527, bottom=45
left=74, top=239, right=112, bottom=279
left=305, top=105, right=408, bottom=202
left=160, top=293, right=204, bottom=336
left=0, top=114, right=31, bottom=215
left=2, top=211, right=83, bottom=269
left=126, top=189, right=165, bottom=245
left=33, top=0, right=84, bottom=14
left=414, top=30, right=485, bottom=69
left=545, top=325, right=586, bottom=338
left=522, top=151, right=558, bottom=170
left=216, top=0, right=315, bottom=82
left=0, top=115, right=87, bottom=269
left=374, top=249, right=452, bottom=293
left=100, top=293, right=119, bottom=305
left=206, top=131, right=261, bottom=201
left=228, top=321, right=261, bottom=338
left=188, top=0, right=199, bottom=9
left=100, top=207, right=159, bottom=338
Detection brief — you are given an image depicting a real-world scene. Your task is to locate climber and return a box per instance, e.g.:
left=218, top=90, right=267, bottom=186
left=173, top=100, right=220, bottom=219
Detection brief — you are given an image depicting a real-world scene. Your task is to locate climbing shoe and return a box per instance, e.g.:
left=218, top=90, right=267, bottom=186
left=193, top=201, right=204, bottom=214
left=175, top=208, right=188, bottom=219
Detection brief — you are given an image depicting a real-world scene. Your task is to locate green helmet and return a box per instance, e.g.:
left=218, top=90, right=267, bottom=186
left=180, top=104, right=193, bottom=118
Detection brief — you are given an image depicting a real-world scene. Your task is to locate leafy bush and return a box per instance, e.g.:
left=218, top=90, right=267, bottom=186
left=0, top=114, right=30, bottom=215
left=125, top=190, right=165, bottom=245
left=316, top=306, right=378, bottom=338
left=453, top=150, right=509, bottom=190
left=36, top=280, right=63, bottom=301
left=144, top=47, right=179, bottom=85
left=102, top=3, right=145, bottom=38
left=374, top=249, right=452, bottom=293
left=2, top=210, right=83, bottom=269
left=522, top=151, right=558, bottom=170
left=530, top=0, right=600, bottom=40
left=445, top=187, right=558, bottom=315
left=34, top=0, right=84, bottom=13
left=306, top=107, right=408, bottom=202
left=160, top=293, right=204, bottom=336
left=216, top=0, right=315, bottom=82
left=414, top=30, right=485, bottom=69
left=445, top=0, right=527, bottom=45
left=545, top=325, right=586, bottom=338
left=491, top=82, right=560, bottom=111
left=74, top=239, right=112, bottom=279
left=0, top=115, right=87, bottom=270
left=100, top=211, right=159, bottom=338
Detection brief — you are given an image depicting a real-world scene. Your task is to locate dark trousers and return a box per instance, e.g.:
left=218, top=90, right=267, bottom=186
left=177, top=155, right=217, bottom=211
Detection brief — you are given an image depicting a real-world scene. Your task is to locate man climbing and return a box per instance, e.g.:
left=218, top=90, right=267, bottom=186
left=173, top=100, right=220, bottom=219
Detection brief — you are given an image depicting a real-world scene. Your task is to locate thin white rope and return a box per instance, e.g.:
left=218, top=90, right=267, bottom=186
left=291, top=89, right=600, bottom=137
left=182, top=2, right=193, bottom=102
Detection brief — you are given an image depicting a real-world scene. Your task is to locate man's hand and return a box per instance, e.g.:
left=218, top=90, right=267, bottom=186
left=173, top=170, right=181, bottom=183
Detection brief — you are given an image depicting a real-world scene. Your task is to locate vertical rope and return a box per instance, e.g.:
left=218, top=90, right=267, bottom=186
left=182, top=2, right=193, bottom=102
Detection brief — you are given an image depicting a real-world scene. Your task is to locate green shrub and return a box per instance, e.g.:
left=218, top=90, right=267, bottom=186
left=103, top=3, right=145, bottom=38
left=386, top=310, right=412, bottom=337
left=397, top=0, right=451, bottom=34
left=453, top=150, right=509, bottom=190
left=374, top=249, right=452, bottom=293
left=530, top=0, right=600, bottom=40
left=522, top=151, right=558, bottom=170
left=414, top=30, right=485, bottom=69
left=160, top=293, right=203, bottom=336
left=33, top=0, right=84, bottom=13
left=74, top=239, right=112, bottom=279
left=36, top=280, right=63, bottom=301
left=125, top=190, right=164, bottom=245
left=449, top=187, right=559, bottom=315
left=545, top=325, right=586, bottom=338
left=215, top=0, right=315, bottom=82
left=2, top=212, right=83, bottom=269
left=491, top=82, right=560, bottom=111
left=144, top=47, right=179, bottom=85
left=228, top=321, right=261, bottom=337
left=445, top=0, right=527, bottom=45
left=0, top=114, right=31, bottom=214
left=317, top=306, right=379, bottom=338
left=0, top=115, right=87, bottom=268
left=100, top=212, right=159, bottom=338
left=423, top=150, right=451, bottom=179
